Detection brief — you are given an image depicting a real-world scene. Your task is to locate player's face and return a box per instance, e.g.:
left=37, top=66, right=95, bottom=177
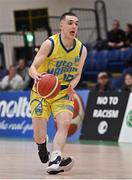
left=60, top=15, right=79, bottom=39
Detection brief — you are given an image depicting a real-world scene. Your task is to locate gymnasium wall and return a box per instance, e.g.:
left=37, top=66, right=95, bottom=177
left=0, top=0, right=94, bottom=32
left=104, top=0, right=132, bottom=30
left=0, top=0, right=132, bottom=32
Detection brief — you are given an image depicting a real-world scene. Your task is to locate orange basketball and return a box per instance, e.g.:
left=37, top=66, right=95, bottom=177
left=36, top=73, right=61, bottom=99
left=72, top=98, right=80, bottom=118
left=54, top=93, right=85, bottom=136
left=68, top=93, right=85, bottom=136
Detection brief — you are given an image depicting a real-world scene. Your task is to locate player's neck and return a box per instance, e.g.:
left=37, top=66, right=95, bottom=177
left=60, top=34, right=74, bottom=50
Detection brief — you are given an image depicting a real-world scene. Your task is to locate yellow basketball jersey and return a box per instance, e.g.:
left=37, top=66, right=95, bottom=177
left=37, top=33, right=83, bottom=86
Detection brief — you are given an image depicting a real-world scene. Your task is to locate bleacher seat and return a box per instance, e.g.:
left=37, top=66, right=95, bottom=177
left=120, top=47, right=132, bottom=62
left=82, top=71, right=98, bottom=82
left=110, top=76, right=124, bottom=90
left=0, top=69, right=7, bottom=80
left=83, top=50, right=95, bottom=72
left=94, top=50, right=108, bottom=71
left=107, top=49, right=120, bottom=62
left=123, top=67, right=132, bottom=74
left=81, top=47, right=132, bottom=82
left=107, top=62, right=124, bottom=72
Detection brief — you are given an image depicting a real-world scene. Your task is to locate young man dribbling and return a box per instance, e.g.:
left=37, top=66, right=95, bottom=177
left=29, top=12, right=87, bottom=174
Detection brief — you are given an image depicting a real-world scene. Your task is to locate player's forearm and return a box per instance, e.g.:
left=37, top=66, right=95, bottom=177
left=69, top=74, right=81, bottom=89
left=29, top=65, right=41, bottom=80
left=29, top=65, right=36, bottom=79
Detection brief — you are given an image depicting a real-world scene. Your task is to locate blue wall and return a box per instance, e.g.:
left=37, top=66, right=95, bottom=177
left=0, top=90, right=89, bottom=142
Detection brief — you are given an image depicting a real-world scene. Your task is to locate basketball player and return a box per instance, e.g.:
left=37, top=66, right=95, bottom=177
left=29, top=12, right=87, bottom=174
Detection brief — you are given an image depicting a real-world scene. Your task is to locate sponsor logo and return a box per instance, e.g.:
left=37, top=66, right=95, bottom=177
left=75, top=56, right=80, bottom=64
left=35, top=103, right=43, bottom=116
left=126, top=110, right=132, bottom=127
left=93, top=109, right=119, bottom=118
left=98, top=121, right=108, bottom=134
left=0, top=120, right=32, bottom=134
left=0, top=97, right=31, bottom=118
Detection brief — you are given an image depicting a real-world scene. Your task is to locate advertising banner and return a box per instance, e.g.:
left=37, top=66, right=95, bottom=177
left=80, top=91, right=129, bottom=141
left=119, top=93, right=132, bottom=143
left=0, top=90, right=89, bottom=141
left=0, top=91, right=32, bottom=138
left=47, top=90, right=89, bottom=142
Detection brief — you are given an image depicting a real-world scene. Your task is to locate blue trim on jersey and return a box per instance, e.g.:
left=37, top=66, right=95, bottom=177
left=59, top=34, right=76, bottom=53
left=79, top=44, right=83, bottom=56
left=48, top=38, right=54, bottom=57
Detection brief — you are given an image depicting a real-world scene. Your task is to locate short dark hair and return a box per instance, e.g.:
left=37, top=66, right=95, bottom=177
left=60, top=12, right=78, bottom=21
left=124, top=72, right=132, bottom=77
left=112, top=19, right=120, bottom=25
left=126, top=23, right=132, bottom=31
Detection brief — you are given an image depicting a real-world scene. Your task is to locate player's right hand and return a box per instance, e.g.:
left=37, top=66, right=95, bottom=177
left=34, top=72, right=47, bottom=84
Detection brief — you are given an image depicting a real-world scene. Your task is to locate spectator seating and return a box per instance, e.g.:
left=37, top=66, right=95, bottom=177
left=93, top=50, right=109, bottom=71
left=110, top=76, right=124, bottom=90
left=82, top=47, right=132, bottom=82
left=123, top=67, right=132, bottom=74
left=120, top=48, right=132, bottom=62
left=0, top=69, right=7, bottom=80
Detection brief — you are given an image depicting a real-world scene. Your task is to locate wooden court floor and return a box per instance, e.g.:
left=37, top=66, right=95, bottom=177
left=0, top=139, right=132, bottom=179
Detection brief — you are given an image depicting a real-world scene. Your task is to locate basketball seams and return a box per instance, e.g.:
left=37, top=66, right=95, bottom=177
left=36, top=74, right=52, bottom=97
left=36, top=74, right=60, bottom=99
left=42, top=75, right=56, bottom=96
left=44, top=76, right=59, bottom=98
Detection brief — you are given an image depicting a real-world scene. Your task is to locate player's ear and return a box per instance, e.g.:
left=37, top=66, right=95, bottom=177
left=60, top=20, right=64, bottom=30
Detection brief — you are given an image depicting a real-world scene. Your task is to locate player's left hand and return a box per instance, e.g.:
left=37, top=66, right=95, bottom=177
left=67, top=85, right=76, bottom=101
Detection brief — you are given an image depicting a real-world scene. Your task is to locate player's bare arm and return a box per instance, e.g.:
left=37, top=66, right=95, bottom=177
left=29, top=39, right=52, bottom=80
left=69, top=46, right=87, bottom=89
